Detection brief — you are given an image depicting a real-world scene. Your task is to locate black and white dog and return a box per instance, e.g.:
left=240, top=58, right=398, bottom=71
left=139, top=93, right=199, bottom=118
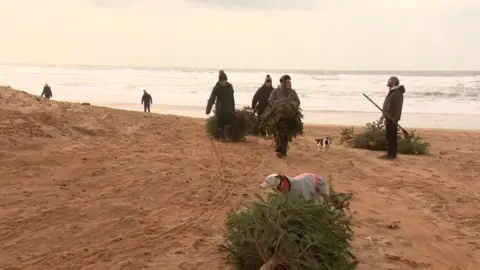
left=315, top=136, right=332, bottom=152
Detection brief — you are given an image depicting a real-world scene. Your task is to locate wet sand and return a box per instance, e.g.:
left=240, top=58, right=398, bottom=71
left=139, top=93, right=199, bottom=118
left=101, top=102, right=480, bottom=130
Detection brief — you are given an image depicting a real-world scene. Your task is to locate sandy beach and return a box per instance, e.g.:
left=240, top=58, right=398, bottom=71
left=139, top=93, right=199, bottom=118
left=1, top=85, right=479, bottom=270
left=99, top=102, right=480, bottom=130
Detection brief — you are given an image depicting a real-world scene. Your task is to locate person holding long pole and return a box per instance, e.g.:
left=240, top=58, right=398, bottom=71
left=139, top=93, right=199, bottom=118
left=380, top=76, right=406, bottom=160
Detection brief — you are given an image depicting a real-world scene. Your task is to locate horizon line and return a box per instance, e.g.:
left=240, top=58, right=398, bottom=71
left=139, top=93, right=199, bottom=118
left=1, top=62, right=478, bottom=73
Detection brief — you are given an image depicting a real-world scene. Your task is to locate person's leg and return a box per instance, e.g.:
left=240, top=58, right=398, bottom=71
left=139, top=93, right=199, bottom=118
left=217, top=114, right=225, bottom=139
left=223, top=113, right=232, bottom=140
left=275, top=136, right=283, bottom=157
left=281, top=136, right=289, bottom=156
left=385, top=120, right=398, bottom=159
left=389, top=122, right=398, bottom=158
left=275, top=135, right=287, bottom=157
left=144, top=104, right=147, bottom=112
left=258, top=115, right=266, bottom=136
left=147, top=104, right=151, bottom=113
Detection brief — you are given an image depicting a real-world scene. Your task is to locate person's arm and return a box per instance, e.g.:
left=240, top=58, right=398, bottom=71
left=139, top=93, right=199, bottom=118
left=206, top=87, right=217, bottom=114
left=41, top=87, right=45, bottom=97
left=231, top=85, right=235, bottom=112
left=141, top=95, right=144, bottom=104
left=391, top=94, right=404, bottom=122
left=251, top=87, right=261, bottom=109
left=150, top=95, right=153, bottom=104
left=291, top=90, right=300, bottom=108
left=268, top=88, right=277, bottom=107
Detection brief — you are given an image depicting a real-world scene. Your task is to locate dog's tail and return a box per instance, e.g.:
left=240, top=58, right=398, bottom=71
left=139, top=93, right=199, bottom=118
left=315, top=138, right=321, bottom=143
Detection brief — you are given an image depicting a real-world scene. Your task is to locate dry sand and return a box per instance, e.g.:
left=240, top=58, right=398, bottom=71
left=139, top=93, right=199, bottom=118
left=1, top=86, right=479, bottom=270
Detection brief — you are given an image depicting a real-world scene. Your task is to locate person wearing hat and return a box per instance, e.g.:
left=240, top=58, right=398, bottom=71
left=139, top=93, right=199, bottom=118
left=268, top=75, right=300, bottom=108
left=41, top=83, right=53, bottom=99
left=141, top=89, right=153, bottom=113
left=268, top=74, right=301, bottom=157
left=251, top=74, right=274, bottom=136
left=206, top=70, right=236, bottom=141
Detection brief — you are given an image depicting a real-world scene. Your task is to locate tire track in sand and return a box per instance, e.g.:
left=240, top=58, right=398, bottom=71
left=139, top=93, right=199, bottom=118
left=115, top=122, right=209, bottom=253
left=135, top=124, right=237, bottom=253
left=206, top=137, right=237, bottom=222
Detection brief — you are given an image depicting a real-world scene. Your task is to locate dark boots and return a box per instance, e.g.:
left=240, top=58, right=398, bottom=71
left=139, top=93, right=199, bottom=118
left=216, top=128, right=224, bottom=140
left=215, top=126, right=230, bottom=142
left=275, top=136, right=288, bottom=157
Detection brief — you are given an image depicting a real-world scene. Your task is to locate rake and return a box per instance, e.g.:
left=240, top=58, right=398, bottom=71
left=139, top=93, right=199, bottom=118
left=362, top=93, right=410, bottom=139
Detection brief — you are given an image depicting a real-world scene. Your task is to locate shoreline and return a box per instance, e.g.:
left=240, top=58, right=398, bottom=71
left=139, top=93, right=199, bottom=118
left=2, top=85, right=479, bottom=131
left=94, top=102, right=480, bottom=131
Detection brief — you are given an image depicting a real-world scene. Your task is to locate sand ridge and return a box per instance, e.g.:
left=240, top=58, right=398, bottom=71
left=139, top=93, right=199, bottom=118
left=0, top=86, right=479, bottom=270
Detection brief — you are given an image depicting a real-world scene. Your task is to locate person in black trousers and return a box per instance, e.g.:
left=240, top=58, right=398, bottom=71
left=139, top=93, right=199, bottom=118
left=381, top=76, right=405, bottom=160
left=206, top=70, right=236, bottom=141
left=251, top=74, right=274, bottom=136
left=141, top=90, right=153, bottom=113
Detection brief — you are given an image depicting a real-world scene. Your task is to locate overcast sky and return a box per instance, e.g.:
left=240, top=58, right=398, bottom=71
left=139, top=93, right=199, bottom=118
left=0, top=0, right=478, bottom=70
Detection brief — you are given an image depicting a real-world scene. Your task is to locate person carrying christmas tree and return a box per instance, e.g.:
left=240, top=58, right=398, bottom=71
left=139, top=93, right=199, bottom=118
left=252, top=74, right=274, bottom=136
left=268, top=75, right=301, bottom=157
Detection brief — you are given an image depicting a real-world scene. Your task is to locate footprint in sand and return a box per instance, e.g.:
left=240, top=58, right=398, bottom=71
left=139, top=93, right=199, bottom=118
left=192, top=237, right=207, bottom=250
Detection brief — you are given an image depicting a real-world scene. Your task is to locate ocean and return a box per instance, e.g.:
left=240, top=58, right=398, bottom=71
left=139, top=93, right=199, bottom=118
left=1, top=64, right=479, bottom=130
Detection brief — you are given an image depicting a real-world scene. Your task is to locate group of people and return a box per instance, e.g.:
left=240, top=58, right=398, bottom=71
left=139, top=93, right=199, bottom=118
left=206, top=70, right=302, bottom=157
left=205, top=70, right=405, bottom=160
left=40, top=70, right=405, bottom=160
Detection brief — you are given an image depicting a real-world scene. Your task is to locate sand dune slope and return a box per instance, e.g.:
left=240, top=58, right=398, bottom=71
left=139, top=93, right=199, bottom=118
left=1, top=86, right=479, bottom=270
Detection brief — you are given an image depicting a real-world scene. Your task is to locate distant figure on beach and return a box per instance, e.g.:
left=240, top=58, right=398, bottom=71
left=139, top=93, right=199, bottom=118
left=141, top=90, right=153, bottom=113
left=381, top=76, right=405, bottom=160
left=206, top=70, right=236, bottom=141
left=252, top=74, right=274, bottom=136
left=41, top=83, right=52, bottom=99
left=268, top=75, right=301, bottom=157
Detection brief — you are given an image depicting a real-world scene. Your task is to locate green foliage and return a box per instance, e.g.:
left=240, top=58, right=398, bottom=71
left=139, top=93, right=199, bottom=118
left=339, top=117, right=430, bottom=155
left=241, top=106, right=262, bottom=136
left=220, top=189, right=356, bottom=270
left=205, top=107, right=258, bottom=141
left=262, top=100, right=304, bottom=147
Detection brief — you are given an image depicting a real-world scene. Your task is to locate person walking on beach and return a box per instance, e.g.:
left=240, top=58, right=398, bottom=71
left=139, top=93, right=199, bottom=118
left=41, top=83, right=52, bottom=99
left=206, top=70, right=236, bottom=141
left=252, top=74, right=274, bottom=136
left=141, top=90, right=153, bottom=113
left=268, top=75, right=301, bottom=157
left=381, top=76, right=405, bottom=160
left=268, top=75, right=300, bottom=108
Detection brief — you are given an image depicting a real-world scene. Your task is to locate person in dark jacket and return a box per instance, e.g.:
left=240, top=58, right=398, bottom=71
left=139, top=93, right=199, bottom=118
left=252, top=74, right=274, bottom=136
left=268, top=75, right=301, bottom=157
left=206, top=70, right=236, bottom=141
left=41, top=83, right=52, bottom=99
left=381, top=76, right=405, bottom=160
left=141, top=90, right=153, bottom=113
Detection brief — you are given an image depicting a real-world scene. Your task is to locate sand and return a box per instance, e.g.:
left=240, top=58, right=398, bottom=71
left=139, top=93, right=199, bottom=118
left=1, top=85, right=479, bottom=270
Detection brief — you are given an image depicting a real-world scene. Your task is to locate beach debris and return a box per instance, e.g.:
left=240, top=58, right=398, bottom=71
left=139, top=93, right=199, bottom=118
left=364, top=236, right=373, bottom=245
left=387, top=221, right=401, bottom=230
